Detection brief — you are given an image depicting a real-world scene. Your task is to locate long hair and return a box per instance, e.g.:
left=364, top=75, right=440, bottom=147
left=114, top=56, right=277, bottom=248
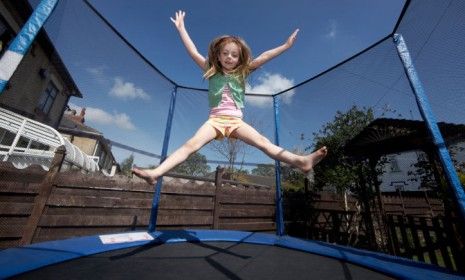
left=204, top=35, right=252, bottom=84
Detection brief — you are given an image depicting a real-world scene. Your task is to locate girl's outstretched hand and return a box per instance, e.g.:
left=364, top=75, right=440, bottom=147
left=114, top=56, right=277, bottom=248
left=285, top=29, right=300, bottom=48
left=170, top=10, right=186, bottom=30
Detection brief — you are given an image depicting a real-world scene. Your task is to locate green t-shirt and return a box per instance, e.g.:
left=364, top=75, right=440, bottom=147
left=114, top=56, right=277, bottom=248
left=208, top=73, right=245, bottom=108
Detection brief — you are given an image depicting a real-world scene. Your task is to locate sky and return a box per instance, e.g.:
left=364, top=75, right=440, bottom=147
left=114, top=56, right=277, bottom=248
left=86, top=0, right=405, bottom=88
left=35, top=0, right=407, bottom=168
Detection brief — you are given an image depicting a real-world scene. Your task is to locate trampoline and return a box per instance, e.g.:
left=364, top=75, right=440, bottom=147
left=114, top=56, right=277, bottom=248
left=1, top=1, right=465, bottom=279
left=1, top=229, right=463, bottom=279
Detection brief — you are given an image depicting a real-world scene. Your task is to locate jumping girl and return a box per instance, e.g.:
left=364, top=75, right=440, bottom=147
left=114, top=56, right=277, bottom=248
left=132, top=10, right=327, bottom=184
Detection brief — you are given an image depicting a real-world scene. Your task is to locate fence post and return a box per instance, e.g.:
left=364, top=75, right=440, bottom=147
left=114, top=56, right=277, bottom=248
left=358, top=165, right=377, bottom=250
left=20, top=145, right=65, bottom=245
left=369, top=156, right=387, bottom=251
left=304, top=178, right=310, bottom=238
left=397, top=189, right=406, bottom=215
left=423, top=191, right=435, bottom=217
left=213, top=166, right=224, bottom=229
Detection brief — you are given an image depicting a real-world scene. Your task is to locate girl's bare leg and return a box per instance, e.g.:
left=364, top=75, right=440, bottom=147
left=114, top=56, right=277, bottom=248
left=132, top=123, right=217, bottom=185
left=230, top=122, right=327, bottom=173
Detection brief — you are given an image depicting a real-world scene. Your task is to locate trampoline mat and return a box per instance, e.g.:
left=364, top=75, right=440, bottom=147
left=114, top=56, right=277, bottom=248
left=13, top=241, right=395, bottom=279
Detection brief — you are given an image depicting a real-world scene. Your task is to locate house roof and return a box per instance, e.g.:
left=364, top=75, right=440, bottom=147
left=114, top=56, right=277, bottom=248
left=58, top=112, right=117, bottom=166
left=5, top=0, right=82, bottom=98
left=59, top=113, right=103, bottom=138
left=344, top=118, right=465, bottom=157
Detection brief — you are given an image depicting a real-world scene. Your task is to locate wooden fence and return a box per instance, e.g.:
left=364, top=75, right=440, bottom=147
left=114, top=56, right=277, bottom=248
left=285, top=188, right=465, bottom=272
left=0, top=149, right=275, bottom=249
left=285, top=191, right=372, bottom=247
left=385, top=214, right=463, bottom=272
left=382, top=191, right=444, bottom=217
left=1, top=149, right=463, bottom=272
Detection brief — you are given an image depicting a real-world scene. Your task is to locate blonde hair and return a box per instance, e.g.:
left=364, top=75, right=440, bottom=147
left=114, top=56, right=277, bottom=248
left=204, top=35, right=252, bottom=85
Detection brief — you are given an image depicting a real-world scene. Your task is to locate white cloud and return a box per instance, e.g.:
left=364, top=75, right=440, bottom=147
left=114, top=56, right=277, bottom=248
left=68, top=103, right=136, bottom=131
left=86, top=66, right=105, bottom=77
left=109, top=77, right=150, bottom=100
left=85, top=68, right=149, bottom=101
left=86, top=66, right=109, bottom=85
left=325, top=19, right=337, bottom=39
left=245, top=73, right=295, bottom=108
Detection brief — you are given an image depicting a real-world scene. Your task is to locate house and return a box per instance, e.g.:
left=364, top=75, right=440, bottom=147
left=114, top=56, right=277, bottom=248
left=0, top=0, right=117, bottom=174
left=59, top=107, right=118, bottom=174
left=0, top=0, right=82, bottom=128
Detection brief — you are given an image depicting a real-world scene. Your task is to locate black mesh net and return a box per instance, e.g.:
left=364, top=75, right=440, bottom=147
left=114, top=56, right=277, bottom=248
left=7, top=0, right=464, bottom=270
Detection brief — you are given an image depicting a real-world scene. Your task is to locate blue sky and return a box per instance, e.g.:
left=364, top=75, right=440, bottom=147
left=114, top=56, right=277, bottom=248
left=86, top=0, right=405, bottom=88
left=38, top=0, right=406, bottom=167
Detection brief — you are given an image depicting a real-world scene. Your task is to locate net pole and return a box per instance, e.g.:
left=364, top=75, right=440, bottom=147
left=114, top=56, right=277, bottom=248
left=148, top=86, right=178, bottom=232
left=273, top=96, right=285, bottom=236
left=0, top=0, right=59, bottom=94
left=394, top=33, right=465, bottom=223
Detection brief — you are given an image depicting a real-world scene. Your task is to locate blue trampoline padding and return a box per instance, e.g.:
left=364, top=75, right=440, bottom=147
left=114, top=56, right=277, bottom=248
left=8, top=0, right=58, bottom=55
left=0, top=229, right=463, bottom=279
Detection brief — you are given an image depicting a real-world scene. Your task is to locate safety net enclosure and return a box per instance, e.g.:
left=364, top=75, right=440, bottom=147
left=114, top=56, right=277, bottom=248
left=0, top=0, right=465, bottom=279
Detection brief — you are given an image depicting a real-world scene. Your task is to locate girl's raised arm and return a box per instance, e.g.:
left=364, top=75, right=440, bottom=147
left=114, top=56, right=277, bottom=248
left=249, top=29, right=299, bottom=70
left=170, top=11, right=206, bottom=70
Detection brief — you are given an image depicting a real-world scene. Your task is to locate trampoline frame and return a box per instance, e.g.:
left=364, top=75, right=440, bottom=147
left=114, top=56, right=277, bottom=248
left=0, top=229, right=463, bottom=279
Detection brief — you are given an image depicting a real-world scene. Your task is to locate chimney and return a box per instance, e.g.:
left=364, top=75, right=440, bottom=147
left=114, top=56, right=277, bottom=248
left=78, top=108, right=86, bottom=123
left=68, top=107, right=86, bottom=124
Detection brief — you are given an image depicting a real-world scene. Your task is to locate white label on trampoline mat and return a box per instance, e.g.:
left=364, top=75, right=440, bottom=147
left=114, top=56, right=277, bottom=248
left=99, top=232, right=154, bottom=244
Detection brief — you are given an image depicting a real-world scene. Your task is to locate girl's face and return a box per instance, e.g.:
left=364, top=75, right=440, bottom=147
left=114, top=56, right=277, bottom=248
left=218, top=42, right=240, bottom=73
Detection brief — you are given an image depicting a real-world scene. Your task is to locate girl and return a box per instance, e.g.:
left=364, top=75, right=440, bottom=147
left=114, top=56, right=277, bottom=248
left=132, top=10, right=327, bottom=185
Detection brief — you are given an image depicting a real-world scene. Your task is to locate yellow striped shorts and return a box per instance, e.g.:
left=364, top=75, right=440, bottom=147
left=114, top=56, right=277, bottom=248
left=206, top=115, right=244, bottom=140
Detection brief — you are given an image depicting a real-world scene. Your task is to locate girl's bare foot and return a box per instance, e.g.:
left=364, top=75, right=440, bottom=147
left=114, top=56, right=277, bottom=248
left=132, top=167, right=158, bottom=185
left=301, top=146, right=328, bottom=174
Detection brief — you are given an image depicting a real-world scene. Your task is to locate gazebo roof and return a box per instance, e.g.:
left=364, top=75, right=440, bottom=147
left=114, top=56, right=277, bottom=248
left=344, top=118, right=465, bottom=157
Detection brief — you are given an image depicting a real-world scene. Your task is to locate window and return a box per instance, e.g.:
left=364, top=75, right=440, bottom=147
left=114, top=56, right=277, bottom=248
left=98, top=150, right=107, bottom=169
left=417, top=152, right=427, bottom=162
left=0, top=128, right=15, bottom=151
left=37, top=81, right=59, bottom=115
left=93, top=142, right=109, bottom=169
left=390, top=156, right=401, bottom=173
left=0, top=128, right=49, bottom=152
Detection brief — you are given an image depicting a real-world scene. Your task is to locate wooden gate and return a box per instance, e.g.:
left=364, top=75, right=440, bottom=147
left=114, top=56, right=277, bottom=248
left=386, top=214, right=464, bottom=272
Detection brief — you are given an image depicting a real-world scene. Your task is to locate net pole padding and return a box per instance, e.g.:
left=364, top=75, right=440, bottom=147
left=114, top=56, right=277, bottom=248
left=273, top=96, right=285, bottom=236
left=393, top=33, right=465, bottom=223
left=148, top=86, right=178, bottom=232
left=0, top=0, right=59, bottom=94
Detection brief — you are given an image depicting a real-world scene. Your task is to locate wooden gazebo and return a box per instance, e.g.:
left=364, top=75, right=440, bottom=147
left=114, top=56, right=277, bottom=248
left=344, top=118, right=465, bottom=268
left=345, top=118, right=465, bottom=157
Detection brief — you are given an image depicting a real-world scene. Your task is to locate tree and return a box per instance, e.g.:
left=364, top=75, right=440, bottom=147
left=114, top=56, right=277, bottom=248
left=407, top=151, right=437, bottom=190
left=208, top=138, right=249, bottom=171
left=120, top=154, right=134, bottom=176
left=309, top=105, right=385, bottom=249
left=172, top=152, right=210, bottom=177
left=310, top=105, right=375, bottom=194
left=458, top=171, right=465, bottom=186
left=252, top=164, right=275, bottom=177
left=409, top=144, right=465, bottom=192
left=207, top=119, right=263, bottom=174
